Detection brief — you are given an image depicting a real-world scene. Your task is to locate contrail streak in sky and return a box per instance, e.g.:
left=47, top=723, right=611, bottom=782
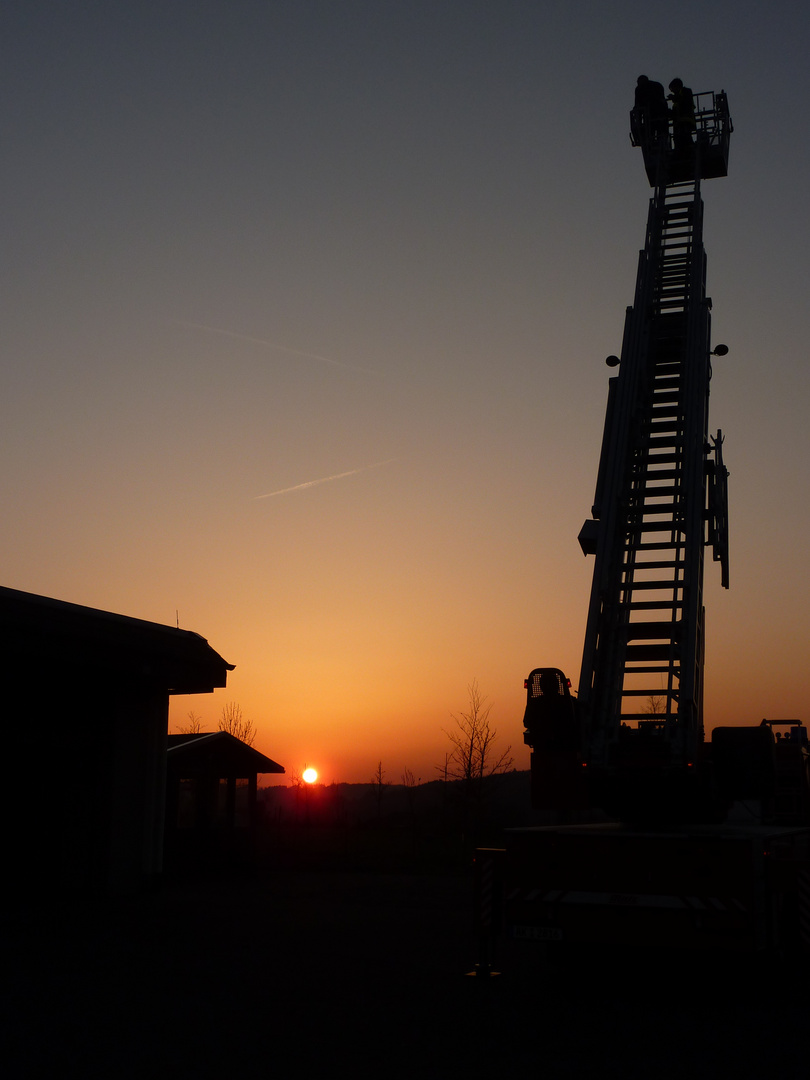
left=174, top=320, right=376, bottom=374
left=254, top=459, right=397, bottom=500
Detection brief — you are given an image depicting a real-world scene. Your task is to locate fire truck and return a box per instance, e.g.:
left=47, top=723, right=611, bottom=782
left=475, top=87, right=810, bottom=961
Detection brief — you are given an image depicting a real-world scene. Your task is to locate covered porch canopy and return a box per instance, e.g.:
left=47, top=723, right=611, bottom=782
left=166, top=732, right=284, bottom=867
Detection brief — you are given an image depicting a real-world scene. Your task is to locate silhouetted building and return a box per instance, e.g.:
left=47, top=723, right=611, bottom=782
left=165, top=731, right=284, bottom=870
left=0, top=586, right=233, bottom=896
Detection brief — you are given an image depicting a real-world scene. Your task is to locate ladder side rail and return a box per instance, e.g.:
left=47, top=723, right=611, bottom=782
left=578, top=189, right=670, bottom=761
left=674, top=190, right=711, bottom=761
left=617, top=183, right=695, bottom=727
left=578, top=240, right=659, bottom=724
left=577, top=307, right=641, bottom=759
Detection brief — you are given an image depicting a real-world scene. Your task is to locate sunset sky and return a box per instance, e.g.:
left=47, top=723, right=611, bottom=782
left=5, top=2, right=810, bottom=784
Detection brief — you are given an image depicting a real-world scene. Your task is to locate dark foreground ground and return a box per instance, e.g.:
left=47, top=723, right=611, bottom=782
left=4, top=867, right=809, bottom=1079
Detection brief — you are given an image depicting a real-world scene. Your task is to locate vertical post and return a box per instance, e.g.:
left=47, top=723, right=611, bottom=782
left=469, top=847, right=504, bottom=977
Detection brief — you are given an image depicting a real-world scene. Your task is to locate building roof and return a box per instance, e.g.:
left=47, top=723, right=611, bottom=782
left=0, top=586, right=234, bottom=694
left=167, top=731, right=285, bottom=774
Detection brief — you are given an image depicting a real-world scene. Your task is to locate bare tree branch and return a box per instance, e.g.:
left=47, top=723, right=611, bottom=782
left=643, top=693, right=666, bottom=716
left=371, top=760, right=390, bottom=816
left=218, top=702, right=256, bottom=746
left=177, top=711, right=203, bottom=734
left=438, top=680, right=513, bottom=847
left=440, top=680, right=513, bottom=785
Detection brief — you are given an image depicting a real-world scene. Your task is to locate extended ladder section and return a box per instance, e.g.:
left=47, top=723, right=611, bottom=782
left=623, top=181, right=708, bottom=731
left=576, top=145, right=729, bottom=802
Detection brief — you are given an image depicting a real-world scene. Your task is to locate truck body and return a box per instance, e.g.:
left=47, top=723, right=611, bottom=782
left=501, top=820, right=810, bottom=954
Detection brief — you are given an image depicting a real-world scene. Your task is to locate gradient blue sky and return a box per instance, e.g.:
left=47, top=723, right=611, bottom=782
left=4, top=1, right=810, bottom=782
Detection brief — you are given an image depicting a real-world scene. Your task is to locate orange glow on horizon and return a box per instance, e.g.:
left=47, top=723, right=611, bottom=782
left=12, top=9, right=809, bottom=793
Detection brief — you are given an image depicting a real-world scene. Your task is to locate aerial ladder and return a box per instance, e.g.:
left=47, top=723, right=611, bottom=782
left=524, top=89, right=736, bottom=822
left=473, top=88, right=810, bottom=962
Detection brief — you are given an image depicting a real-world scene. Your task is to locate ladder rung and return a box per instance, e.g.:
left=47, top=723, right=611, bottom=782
left=623, top=601, right=684, bottom=611
left=635, top=486, right=686, bottom=494
left=623, top=665, right=682, bottom=675
left=634, top=486, right=679, bottom=497
left=630, top=507, right=679, bottom=519
left=625, top=620, right=682, bottom=639
left=626, top=560, right=681, bottom=570
left=627, top=523, right=685, bottom=534
left=648, top=421, right=682, bottom=433
left=625, top=645, right=679, bottom=661
left=624, top=580, right=683, bottom=590
left=646, top=437, right=684, bottom=448
left=631, top=542, right=685, bottom=551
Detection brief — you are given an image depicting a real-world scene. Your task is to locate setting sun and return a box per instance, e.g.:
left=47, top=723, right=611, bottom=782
left=302, top=767, right=318, bottom=784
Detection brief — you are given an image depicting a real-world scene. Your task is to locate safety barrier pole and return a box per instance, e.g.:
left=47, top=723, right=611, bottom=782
left=468, top=847, right=505, bottom=977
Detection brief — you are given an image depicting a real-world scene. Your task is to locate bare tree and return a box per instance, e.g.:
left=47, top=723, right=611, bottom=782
left=218, top=702, right=256, bottom=746
left=371, top=761, right=390, bottom=817
left=401, top=767, right=419, bottom=815
left=440, top=680, right=513, bottom=786
left=177, top=710, right=203, bottom=734
left=644, top=693, right=667, bottom=716
left=438, top=681, right=513, bottom=846
left=401, top=766, right=418, bottom=789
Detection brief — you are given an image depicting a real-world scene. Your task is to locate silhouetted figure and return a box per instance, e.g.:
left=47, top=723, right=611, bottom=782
left=634, top=75, right=668, bottom=147
left=668, top=78, right=696, bottom=159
